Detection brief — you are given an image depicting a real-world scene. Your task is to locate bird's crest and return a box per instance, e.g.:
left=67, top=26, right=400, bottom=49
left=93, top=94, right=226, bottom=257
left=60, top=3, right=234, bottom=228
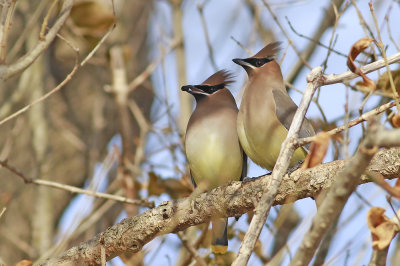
left=201, top=70, right=234, bottom=87
left=252, top=41, right=282, bottom=59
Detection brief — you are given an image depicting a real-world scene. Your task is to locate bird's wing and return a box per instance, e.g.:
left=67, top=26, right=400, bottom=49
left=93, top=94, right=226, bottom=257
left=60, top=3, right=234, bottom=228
left=272, top=89, right=315, bottom=149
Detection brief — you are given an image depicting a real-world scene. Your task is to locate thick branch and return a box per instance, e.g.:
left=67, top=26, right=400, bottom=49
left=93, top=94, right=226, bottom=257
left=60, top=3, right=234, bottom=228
left=289, top=119, right=396, bottom=266
left=40, top=147, right=400, bottom=265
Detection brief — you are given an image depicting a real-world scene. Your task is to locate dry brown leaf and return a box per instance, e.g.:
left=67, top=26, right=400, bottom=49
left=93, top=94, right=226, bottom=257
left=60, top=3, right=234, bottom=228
left=367, top=207, right=399, bottom=250
left=392, top=112, right=400, bottom=128
left=311, top=118, right=343, bottom=143
left=148, top=172, right=193, bottom=199
left=347, top=38, right=374, bottom=72
left=347, top=38, right=376, bottom=91
left=16, top=260, right=33, bottom=266
left=301, top=132, right=330, bottom=169
left=377, top=69, right=400, bottom=95
left=369, top=172, right=400, bottom=199
left=70, top=1, right=115, bottom=35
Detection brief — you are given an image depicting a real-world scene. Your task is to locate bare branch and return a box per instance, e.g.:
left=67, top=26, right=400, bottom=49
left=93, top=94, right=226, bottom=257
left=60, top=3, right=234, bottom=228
left=197, top=2, right=218, bottom=71
left=39, top=147, right=400, bottom=265
left=285, top=0, right=347, bottom=83
left=296, top=100, right=397, bottom=147
left=0, top=21, right=116, bottom=127
left=0, top=0, right=17, bottom=63
left=262, top=0, right=312, bottom=70
left=288, top=118, right=391, bottom=266
left=0, top=160, right=154, bottom=208
left=0, top=45, right=79, bottom=126
left=324, top=51, right=400, bottom=85
left=0, top=0, right=74, bottom=80
left=177, top=232, right=207, bottom=266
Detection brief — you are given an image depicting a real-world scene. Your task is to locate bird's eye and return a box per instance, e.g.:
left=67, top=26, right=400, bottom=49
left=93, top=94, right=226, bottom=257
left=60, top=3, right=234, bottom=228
left=255, top=60, right=263, bottom=67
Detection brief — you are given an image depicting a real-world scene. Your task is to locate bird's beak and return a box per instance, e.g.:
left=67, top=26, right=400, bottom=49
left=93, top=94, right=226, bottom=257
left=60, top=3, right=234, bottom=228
left=232, top=58, right=253, bottom=69
left=232, top=58, right=245, bottom=65
left=181, top=85, right=203, bottom=94
left=181, top=85, right=193, bottom=92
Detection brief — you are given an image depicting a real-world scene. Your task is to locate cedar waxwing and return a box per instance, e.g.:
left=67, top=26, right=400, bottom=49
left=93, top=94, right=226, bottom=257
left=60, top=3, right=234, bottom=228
left=233, top=42, right=315, bottom=171
left=182, top=70, right=247, bottom=254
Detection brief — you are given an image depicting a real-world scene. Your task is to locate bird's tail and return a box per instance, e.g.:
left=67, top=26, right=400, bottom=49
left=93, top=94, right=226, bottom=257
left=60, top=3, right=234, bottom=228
left=211, top=218, right=228, bottom=254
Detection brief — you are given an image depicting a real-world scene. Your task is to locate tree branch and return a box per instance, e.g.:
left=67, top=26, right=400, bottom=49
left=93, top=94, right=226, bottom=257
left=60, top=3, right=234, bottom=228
left=39, top=146, right=400, bottom=265
left=289, top=118, right=399, bottom=266
left=0, top=0, right=74, bottom=81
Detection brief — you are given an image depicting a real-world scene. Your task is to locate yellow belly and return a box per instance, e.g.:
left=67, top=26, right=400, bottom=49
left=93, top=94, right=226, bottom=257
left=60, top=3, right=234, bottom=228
left=186, top=125, right=243, bottom=189
left=237, top=110, right=306, bottom=171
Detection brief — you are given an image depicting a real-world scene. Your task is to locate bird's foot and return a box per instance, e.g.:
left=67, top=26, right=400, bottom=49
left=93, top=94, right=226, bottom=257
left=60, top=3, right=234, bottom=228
left=287, top=160, right=304, bottom=175
left=242, top=172, right=272, bottom=184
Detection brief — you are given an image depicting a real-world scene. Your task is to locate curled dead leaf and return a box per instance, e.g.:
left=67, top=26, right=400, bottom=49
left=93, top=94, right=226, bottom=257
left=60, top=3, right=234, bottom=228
left=301, top=132, right=331, bottom=169
left=367, top=207, right=398, bottom=250
left=347, top=38, right=376, bottom=91
left=392, top=112, right=400, bottom=128
left=347, top=38, right=374, bottom=72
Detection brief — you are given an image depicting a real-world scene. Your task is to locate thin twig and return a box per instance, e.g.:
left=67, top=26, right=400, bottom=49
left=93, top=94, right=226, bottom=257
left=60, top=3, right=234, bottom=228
left=0, top=46, right=79, bottom=126
left=8, top=0, right=48, bottom=60
left=230, top=36, right=253, bottom=55
left=284, top=0, right=347, bottom=83
left=0, top=0, right=17, bottom=63
left=285, top=16, right=350, bottom=61
left=0, top=159, right=154, bottom=208
left=177, top=232, right=207, bottom=266
left=369, top=1, right=400, bottom=111
left=296, top=100, right=397, bottom=147
left=0, top=0, right=74, bottom=80
left=385, top=9, right=400, bottom=51
left=262, top=0, right=312, bottom=70
left=40, top=0, right=59, bottom=40
left=128, top=38, right=179, bottom=92
left=0, top=21, right=117, bottom=127
left=0, top=227, right=38, bottom=258
left=197, top=2, right=218, bottom=71
left=0, top=207, right=6, bottom=220
left=80, top=23, right=116, bottom=67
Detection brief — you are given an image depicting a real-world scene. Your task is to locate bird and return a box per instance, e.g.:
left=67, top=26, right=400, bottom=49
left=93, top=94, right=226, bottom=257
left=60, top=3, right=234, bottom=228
left=182, top=70, right=247, bottom=254
left=232, top=42, right=315, bottom=171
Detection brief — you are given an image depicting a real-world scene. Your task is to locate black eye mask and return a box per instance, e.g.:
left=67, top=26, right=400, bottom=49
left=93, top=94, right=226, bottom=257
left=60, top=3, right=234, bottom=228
left=244, top=57, right=273, bottom=67
left=194, top=83, right=225, bottom=94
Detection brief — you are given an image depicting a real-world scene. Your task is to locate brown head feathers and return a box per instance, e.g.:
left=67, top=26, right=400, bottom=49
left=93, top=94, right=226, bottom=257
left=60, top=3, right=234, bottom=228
left=201, top=70, right=234, bottom=87
left=252, top=41, right=282, bottom=59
